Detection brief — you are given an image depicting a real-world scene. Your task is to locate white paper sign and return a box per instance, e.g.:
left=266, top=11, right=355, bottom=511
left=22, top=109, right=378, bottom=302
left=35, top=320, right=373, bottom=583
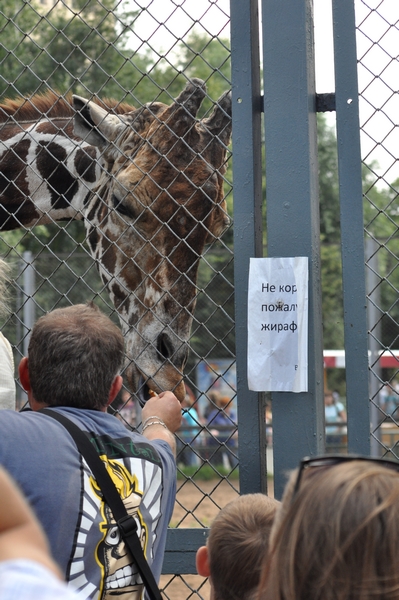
left=247, top=257, right=308, bottom=392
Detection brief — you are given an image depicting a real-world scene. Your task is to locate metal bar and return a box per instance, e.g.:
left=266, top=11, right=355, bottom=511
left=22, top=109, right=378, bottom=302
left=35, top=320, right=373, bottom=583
left=162, top=529, right=208, bottom=574
left=316, top=93, right=336, bottom=113
left=230, top=0, right=268, bottom=494
left=262, top=0, right=324, bottom=498
left=332, top=0, right=370, bottom=454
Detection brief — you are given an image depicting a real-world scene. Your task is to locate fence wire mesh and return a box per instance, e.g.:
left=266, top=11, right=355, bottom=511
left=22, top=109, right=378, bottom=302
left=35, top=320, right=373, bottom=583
left=1, top=0, right=398, bottom=595
left=355, top=0, right=399, bottom=458
left=0, top=0, right=234, bottom=596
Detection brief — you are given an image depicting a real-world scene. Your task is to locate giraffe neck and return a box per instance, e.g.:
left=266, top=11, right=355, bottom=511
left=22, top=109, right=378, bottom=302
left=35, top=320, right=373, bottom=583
left=0, top=119, right=102, bottom=231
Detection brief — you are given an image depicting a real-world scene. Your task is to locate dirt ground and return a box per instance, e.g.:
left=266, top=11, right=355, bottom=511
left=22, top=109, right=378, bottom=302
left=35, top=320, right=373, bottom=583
left=172, top=477, right=240, bottom=528
left=159, top=479, right=239, bottom=600
left=159, top=478, right=274, bottom=600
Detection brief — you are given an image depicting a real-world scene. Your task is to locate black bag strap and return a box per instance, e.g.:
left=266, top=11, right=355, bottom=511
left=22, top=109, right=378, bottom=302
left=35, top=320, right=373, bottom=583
left=40, top=408, right=162, bottom=600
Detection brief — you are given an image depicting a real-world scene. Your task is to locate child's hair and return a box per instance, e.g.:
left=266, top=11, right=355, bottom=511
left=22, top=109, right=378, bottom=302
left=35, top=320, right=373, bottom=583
left=208, top=493, right=280, bottom=600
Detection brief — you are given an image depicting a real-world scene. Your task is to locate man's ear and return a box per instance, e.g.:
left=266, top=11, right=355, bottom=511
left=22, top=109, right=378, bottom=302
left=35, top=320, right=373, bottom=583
left=18, top=357, right=31, bottom=392
left=107, top=375, right=123, bottom=406
left=196, top=545, right=210, bottom=577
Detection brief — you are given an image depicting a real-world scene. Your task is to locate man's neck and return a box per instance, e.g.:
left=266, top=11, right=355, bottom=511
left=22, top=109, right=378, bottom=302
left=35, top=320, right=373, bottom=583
left=29, top=398, right=48, bottom=412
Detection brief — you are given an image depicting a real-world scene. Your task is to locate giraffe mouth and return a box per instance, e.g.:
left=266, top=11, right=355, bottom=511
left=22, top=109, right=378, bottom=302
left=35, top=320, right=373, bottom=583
left=137, top=376, right=156, bottom=407
left=130, top=368, right=186, bottom=404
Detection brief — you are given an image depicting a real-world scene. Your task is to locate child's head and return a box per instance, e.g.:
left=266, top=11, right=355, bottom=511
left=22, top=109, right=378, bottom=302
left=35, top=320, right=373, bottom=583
left=196, top=493, right=280, bottom=600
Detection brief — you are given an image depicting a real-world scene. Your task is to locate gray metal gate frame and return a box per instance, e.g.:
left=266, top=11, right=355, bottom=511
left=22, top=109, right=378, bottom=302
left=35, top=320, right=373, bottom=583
left=163, top=0, right=370, bottom=572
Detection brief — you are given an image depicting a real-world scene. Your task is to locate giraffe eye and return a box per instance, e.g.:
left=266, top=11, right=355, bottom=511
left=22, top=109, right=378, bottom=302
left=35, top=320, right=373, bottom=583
left=112, top=193, right=135, bottom=219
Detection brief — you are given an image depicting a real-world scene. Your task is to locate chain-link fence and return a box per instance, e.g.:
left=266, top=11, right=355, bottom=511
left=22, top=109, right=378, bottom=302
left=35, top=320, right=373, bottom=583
left=355, top=0, right=399, bottom=458
left=0, top=0, right=235, bottom=596
left=1, top=0, right=398, bottom=596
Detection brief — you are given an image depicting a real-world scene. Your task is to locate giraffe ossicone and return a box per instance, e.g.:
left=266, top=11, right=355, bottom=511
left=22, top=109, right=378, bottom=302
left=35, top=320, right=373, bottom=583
left=0, top=78, right=232, bottom=403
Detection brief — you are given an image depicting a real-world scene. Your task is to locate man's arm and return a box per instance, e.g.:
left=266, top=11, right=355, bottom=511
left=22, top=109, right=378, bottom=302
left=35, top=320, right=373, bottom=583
left=141, top=391, right=182, bottom=455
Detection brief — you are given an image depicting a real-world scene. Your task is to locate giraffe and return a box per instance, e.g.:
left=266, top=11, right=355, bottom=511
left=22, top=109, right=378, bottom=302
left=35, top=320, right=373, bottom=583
left=0, top=78, right=232, bottom=403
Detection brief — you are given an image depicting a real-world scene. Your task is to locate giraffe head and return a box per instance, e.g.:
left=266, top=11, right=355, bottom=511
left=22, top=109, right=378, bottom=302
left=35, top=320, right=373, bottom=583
left=74, top=79, right=232, bottom=403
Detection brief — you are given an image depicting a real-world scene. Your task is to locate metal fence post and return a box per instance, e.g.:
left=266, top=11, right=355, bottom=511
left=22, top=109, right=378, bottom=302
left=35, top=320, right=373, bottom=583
left=230, top=0, right=268, bottom=494
left=332, top=0, right=370, bottom=454
left=262, top=0, right=324, bottom=498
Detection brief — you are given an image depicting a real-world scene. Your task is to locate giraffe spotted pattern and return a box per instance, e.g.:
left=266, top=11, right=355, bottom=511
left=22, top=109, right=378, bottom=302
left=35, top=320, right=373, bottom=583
left=0, top=122, right=102, bottom=229
left=0, top=79, right=232, bottom=402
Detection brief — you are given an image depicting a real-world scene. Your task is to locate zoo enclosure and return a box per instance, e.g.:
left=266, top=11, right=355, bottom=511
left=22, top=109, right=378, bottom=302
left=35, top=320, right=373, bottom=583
left=0, top=0, right=398, bottom=594
left=232, top=0, right=399, bottom=499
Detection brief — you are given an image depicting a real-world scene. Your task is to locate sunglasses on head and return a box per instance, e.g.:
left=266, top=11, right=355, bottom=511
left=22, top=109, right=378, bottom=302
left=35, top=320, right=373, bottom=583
left=292, top=454, right=399, bottom=500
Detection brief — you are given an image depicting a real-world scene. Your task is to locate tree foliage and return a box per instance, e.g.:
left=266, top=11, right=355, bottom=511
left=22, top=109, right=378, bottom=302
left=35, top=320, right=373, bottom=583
left=364, top=168, right=399, bottom=351
left=0, top=4, right=396, bottom=384
left=317, top=115, right=399, bottom=355
left=0, top=14, right=234, bottom=375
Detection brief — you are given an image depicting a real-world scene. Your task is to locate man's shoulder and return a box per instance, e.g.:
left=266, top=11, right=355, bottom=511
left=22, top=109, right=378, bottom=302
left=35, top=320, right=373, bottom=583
left=55, top=407, right=176, bottom=464
left=0, top=409, right=37, bottom=425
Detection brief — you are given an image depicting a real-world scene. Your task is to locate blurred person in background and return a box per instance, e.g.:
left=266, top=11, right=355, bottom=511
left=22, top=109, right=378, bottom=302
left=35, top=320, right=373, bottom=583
left=0, top=465, right=80, bottom=599
left=177, top=385, right=201, bottom=468
left=0, top=258, right=15, bottom=411
left=207, top=392, right=238, bottom=469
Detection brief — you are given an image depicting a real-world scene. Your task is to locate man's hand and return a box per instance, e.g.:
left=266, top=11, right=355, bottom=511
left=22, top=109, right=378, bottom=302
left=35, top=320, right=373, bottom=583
left=141, top=391, right=182, bottom=454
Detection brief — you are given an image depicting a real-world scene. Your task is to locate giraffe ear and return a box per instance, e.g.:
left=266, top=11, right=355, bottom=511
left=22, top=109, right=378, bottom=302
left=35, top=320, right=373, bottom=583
left=201, top=89, right=232, bottom=147
left=72, top=95, right=125, bottom=148
left=152, top=79, right=206, bottom=139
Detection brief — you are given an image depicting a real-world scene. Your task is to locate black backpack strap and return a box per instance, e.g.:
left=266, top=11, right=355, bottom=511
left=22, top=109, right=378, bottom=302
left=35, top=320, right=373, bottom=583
left=40, top=408, right=162, bottom=600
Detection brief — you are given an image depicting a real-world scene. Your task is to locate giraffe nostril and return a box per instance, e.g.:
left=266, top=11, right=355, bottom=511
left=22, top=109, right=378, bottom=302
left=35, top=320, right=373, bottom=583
left=156, top=332, right=174, bottom=361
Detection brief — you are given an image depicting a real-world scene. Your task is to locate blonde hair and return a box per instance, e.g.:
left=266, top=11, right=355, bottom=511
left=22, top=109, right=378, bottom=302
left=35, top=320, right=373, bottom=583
left=209, top=493, right=280, bottom=600
left=259, top=460, right=399, bottom=600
